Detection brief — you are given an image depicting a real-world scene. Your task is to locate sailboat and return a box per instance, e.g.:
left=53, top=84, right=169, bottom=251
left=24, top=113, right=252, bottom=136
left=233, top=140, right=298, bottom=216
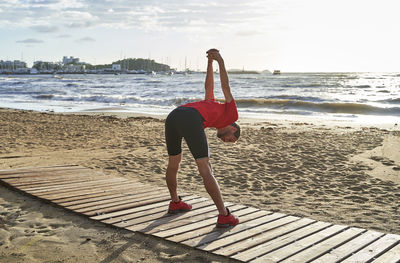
left=273, top=70, right=281, bottom=75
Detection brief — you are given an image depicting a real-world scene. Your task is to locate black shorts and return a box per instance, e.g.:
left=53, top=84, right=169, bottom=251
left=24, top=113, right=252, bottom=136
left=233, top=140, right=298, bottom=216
left=165, top=107, right=209, bottom=160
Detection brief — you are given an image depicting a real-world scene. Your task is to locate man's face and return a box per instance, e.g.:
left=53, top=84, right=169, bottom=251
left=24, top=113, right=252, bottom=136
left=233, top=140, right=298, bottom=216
left=219, top=133, right=237, bottom=143
left=217, top=126, right=238, bottom=143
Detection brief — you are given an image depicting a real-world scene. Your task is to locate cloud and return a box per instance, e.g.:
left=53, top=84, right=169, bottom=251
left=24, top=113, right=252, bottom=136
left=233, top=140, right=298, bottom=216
left=31, top=25, right=58, bottom=33
left=0, top=0, right=277, bottom=33
left=235, top=30, right=262, bottom=37
left=57, top=34, right=71, bottom=38
left=63, top=10, right=98, bottom=28
left=76, top=36, right=95, bottom=42
left=67, top=21, right=94, bottom=28
left=24, top=0, right=60, bottom=6
left=16, top=38, right=44, bottom=43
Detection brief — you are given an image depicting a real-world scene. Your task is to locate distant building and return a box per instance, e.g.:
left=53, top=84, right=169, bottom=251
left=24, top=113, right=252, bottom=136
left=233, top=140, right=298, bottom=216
left=112, top=64, right=121, bottom=71
left=33, top=61, right=61, bottom=71
left=0, top=60, right=27, bottom=71
left=63, top=63, right=86, bottom=72
left=62, top=56, right=80, bottom=65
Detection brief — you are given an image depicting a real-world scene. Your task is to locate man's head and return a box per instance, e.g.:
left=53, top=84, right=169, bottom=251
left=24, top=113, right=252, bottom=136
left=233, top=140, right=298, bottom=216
left=217, top=122, right=240, bottom=143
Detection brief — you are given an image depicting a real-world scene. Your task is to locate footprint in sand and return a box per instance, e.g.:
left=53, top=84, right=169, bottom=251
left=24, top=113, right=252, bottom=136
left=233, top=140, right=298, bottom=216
left=49, top=223, right=70, bottom=229
left=371, top=156, right=396, bottom=166
left=344, top=195, right=369, bottom=203
left=37, top=229, right=51, bottom=234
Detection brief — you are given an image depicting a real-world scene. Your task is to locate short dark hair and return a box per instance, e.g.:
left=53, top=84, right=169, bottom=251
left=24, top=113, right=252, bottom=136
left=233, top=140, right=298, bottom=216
left=231, top=122, right=240, bottom=139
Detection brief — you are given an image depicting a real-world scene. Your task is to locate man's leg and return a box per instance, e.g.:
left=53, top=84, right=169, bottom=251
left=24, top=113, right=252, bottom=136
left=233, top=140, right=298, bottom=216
left=196, top=158, right=228, bottom=216
left=166, top=154, right=182, bottom=203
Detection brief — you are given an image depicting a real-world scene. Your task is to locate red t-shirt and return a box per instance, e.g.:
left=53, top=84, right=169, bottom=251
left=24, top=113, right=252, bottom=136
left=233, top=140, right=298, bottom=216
left=181, top=99, right=238, bottom=129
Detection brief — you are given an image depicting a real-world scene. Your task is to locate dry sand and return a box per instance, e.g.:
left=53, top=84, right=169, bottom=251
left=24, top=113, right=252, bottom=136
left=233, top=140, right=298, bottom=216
left=1, top=108, right=399, bottom=262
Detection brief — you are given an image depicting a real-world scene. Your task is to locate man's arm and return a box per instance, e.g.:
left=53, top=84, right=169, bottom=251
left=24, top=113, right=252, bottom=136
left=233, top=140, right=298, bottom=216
left=217, top=58, right=233, bottom=103
left=208, top=49, right=233, bottom=103
left=204, top=58, right=214, bottom=101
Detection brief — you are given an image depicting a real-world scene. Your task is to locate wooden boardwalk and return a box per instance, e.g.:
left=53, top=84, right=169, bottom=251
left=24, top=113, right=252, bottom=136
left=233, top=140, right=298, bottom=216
left=1, top=165, right=399, bottom=263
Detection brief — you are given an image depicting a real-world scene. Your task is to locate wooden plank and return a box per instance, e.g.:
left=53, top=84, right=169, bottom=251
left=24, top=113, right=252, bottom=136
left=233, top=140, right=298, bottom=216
left=341, top=234, right=400, bottom=263
left=105, top=197, right=208, bottom=225
left=82, top=194, right=176, bottom=216
left=66, top=189, right=170, bottom=210
left=196, top=215, right=299, bottom=252
left=0, top=165, right=81, bottom=176
left=91, top=199, right=173, bottom=221
left=167, top=210, right=271, bottom=243
left=48, top=183, right=151, bottom=203
left=251, top=224, right=348, bottom=263
left=24, top=178, right=128, bottom=193
left=214, top=217, right=316, bottom=257
left=137, top=202, right=233, bottom=234
left=310, top=230, right=384, bottom=262
left=127, top=204, right=242, bottom=234
left=4, top=170, right=117, bottom=186
left=264, top=227, right=365, bottom=263
left=20, top=178, right=126, bottom=193
left=60, top=193, right=130, bottom=207
left=1, top=167, right=95, bottom=177
left=181, top=212, right=287, bottom=248
left=233, top=221, right=332, bottom=262
left=152, top=206, right=257, bottom=238
left=151, top=206, right=256, bottom=239
left=75, top=192, right=172, bottom=214
left=120, top=200, right=230, bottom=231
left=112, top=199, right=216, bottom=229
left=373, top=242, right=400, bottom=263
left=57, top=185, right=163, bottom=207
left=0, top=172, right=101, bottom=186
left=3, top=174, right=117, bottom=188
left=0, top=167, right=91, bottom=179
left=92, top=196, right=202, bottom=221
left=36, top=181, right=143, bottom=198
left=37, top=182, right=150, bottom=201
left=4, top=175, right=115, bottom=188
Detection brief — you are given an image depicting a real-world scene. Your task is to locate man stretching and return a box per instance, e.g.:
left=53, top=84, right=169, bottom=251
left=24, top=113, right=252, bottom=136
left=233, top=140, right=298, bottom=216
left=165, top=49, right=240, bottom=227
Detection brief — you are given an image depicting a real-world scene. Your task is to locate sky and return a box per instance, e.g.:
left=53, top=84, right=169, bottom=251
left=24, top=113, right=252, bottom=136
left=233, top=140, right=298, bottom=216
left=1, top=0, right=400, bottom=72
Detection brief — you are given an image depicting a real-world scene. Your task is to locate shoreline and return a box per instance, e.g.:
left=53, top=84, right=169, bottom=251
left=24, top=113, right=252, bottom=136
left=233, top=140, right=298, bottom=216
left=33, top=107, right=400, bottom=130
left=3, top=104, right=400, bottom=128
left=1, top=107, right=399, bottom=262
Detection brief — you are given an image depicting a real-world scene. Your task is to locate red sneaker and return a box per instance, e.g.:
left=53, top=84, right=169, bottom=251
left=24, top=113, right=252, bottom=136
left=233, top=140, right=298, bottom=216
left=217, top=207, right=239, bottom=228
left=168, top=196, right=192, bottom=214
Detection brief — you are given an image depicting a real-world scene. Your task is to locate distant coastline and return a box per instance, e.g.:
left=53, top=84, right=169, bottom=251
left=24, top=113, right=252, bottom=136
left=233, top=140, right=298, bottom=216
left=227, top=70, right=260, bottom=74
left=1, top=70, right=266, bottom=75
left=0, top=57, right=172, bottom=75
left=1, top=57, right=268, bottom=75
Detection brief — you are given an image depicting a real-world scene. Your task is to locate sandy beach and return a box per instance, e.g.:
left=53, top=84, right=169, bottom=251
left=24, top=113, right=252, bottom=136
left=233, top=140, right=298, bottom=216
left=1, top=108, right=399, bottom=262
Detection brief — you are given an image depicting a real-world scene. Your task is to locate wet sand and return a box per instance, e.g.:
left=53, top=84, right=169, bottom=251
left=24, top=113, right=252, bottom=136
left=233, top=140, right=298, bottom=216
left=1, top=108, right=399, bottom=262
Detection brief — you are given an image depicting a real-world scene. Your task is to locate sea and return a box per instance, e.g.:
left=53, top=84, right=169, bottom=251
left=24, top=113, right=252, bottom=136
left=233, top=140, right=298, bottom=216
left=1, top=72, right=400, bottom=126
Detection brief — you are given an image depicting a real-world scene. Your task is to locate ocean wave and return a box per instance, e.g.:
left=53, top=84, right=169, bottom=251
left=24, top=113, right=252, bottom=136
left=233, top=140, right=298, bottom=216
left=378, top=98, right=400, bottom=104
left=32, top=94, right=201, bottom=106
left=355, top=85, right=371, bottom=89
left=282, top=83, right=323, bottom=88
left=267, top=95, right=325, bottom=102
left=35, top=94, right=54, bottom=99
left=0, top=80, right=26, bottom=86
left=235, top=98, right=400, bottom=116
left=28, top=93, right=400, bottom=116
